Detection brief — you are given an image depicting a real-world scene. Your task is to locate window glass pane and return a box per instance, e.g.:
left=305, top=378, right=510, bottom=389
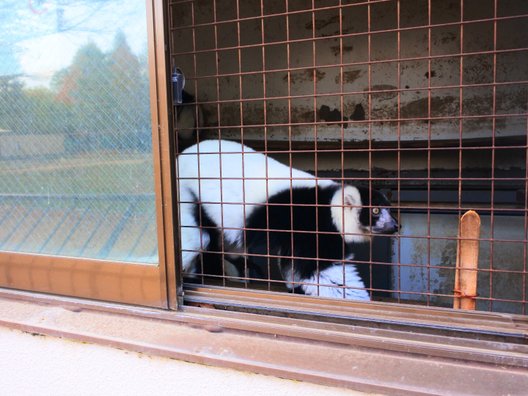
left=0, top=1, right=158, bottom=264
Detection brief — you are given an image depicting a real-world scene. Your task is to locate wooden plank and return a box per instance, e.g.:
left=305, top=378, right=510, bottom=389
left=454, top=210, right=481, bottom=310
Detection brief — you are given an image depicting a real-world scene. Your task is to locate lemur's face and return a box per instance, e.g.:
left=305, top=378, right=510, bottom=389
left=358, top=188, right=399, bottom=235
left=331, top=185, right=400, bottom=244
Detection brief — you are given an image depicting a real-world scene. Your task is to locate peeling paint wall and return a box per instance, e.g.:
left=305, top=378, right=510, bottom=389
left=396, top=213, right=528, bottom=314
left=172, top=0, right=528, bottom=149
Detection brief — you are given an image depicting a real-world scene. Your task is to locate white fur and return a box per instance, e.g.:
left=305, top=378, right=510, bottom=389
left=276, top=249, right=366, bottom=297
left=177, top=140, right=371, bottom=301
left=284, top=262, right=370, bottom=301
left=177, top=140, right=335, bottom=270
left=330, top=185, right=370, bottom=244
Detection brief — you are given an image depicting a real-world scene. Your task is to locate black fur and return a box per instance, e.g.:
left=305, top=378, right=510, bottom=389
left=356, top=186, right=392, bottom=227
left=191, top=201, right=264, bottom=280
left=243, top=185, right=393, bottom=282
left=244, top=185, right=343, bottom=280
left=191, top=200, right=222, bottom=277
left=187, top=182, right=397, bottom=294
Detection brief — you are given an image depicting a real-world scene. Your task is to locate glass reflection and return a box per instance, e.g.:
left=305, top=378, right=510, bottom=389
left=0, top=1, right=158, bottom=264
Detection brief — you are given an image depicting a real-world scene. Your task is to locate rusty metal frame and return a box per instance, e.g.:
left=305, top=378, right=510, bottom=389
left=182, top=284, right=527, bottom=339
left=0, top=288, right=527, bottom=395
left=0, top=0, right=175, bottom=309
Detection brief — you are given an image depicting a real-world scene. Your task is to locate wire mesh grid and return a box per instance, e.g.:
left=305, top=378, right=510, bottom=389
left=170, top=0, right=528, bottom=314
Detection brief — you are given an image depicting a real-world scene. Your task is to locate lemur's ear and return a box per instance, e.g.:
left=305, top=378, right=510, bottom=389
left=343, top=185, right=361, bottom=208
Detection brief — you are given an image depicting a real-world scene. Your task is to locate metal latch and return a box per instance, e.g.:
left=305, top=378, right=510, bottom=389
left=172, top=68, right=185, bottom=104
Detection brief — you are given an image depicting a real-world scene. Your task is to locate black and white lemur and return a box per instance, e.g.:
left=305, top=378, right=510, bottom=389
left=177, top=139, right=399, bottom=301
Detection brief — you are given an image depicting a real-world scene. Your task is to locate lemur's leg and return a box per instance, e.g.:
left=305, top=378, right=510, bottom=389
left=225, top=255, right=266, bottom=281
left=301, top=265, right=370, bottom=301
left=179, top=187, right=210, bottom=274
left=279, top=259, right=370, bottom=301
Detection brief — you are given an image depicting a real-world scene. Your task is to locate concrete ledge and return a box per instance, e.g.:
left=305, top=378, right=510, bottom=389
left=0, top=290, right=527, bottom=395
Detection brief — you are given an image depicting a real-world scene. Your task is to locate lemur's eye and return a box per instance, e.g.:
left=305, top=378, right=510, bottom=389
left=372, top=207, right=380, bottom=216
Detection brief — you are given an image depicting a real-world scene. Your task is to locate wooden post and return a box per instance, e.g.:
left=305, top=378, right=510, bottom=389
left=453, top=210, right=481, bottom=310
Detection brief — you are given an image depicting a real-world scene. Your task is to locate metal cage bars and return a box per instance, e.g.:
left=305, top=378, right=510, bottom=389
left=170, top=0, right=528, bottom=313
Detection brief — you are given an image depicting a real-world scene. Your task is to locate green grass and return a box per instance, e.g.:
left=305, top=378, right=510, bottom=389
left=0, top=152, right=156, bottom=196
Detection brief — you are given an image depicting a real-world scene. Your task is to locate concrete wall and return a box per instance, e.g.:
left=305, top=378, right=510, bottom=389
left=172, top=0, right=527, bottom=147
left=395, top=212, right=527, bottom=314
left=0, top=325, right=361, bottom=396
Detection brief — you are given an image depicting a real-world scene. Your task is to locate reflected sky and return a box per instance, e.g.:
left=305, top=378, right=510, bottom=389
left=0, top=0, right=158, bottom=264
left=1, top=0, right=148, bottom=87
